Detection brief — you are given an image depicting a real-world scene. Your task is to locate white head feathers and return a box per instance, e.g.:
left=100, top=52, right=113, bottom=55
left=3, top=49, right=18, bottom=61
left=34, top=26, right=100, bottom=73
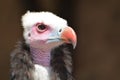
left=21, top=11, right=68, bottom=44
left=22, top=11, right=67, bottom=29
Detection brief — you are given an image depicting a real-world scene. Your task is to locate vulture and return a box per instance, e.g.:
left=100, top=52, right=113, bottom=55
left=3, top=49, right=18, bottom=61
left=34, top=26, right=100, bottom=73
left=10, top=11, right=77, bottom=80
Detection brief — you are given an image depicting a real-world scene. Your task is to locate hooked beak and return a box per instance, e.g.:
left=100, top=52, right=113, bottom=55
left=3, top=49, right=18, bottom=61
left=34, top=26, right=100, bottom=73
left=47, top=27, right=77, bottom=49
left=60, top=27, right=77, bottom=49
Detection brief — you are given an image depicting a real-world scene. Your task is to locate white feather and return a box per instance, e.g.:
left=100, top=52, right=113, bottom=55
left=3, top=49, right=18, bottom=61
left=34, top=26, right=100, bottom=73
left=32, top=64, right=50, bottom=80
left=21, top=11, right=68, bottom=44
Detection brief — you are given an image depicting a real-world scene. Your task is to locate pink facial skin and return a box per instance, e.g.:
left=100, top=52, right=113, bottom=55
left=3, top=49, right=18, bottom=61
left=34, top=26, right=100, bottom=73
left=29, top=23, right=51, bottom=48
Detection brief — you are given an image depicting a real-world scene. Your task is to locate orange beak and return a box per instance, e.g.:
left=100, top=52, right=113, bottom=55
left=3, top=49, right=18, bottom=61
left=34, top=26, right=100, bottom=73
left=61, top=27, right=77, bottom=49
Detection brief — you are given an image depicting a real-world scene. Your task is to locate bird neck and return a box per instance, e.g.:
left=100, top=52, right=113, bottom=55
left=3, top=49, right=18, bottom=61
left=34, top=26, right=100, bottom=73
left=30, top=47, right=51, bottom=67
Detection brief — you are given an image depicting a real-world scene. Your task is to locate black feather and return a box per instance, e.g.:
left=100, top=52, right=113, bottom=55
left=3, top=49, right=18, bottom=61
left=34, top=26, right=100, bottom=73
left=10, top=40, right=34, bottom=80
left=51, top=44, right=74, bottom=80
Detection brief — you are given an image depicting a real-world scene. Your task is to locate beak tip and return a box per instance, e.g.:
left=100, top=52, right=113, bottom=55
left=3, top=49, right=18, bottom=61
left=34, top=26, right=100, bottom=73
left=72, top=40, right=77, bottom=49
left=73, top=44, right=76, bottom=49
left=61, top=27, right=77, bottom=49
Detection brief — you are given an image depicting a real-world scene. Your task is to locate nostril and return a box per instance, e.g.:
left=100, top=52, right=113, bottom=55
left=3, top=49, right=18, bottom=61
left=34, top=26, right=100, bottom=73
left=59, top=29, right=62, bottom=32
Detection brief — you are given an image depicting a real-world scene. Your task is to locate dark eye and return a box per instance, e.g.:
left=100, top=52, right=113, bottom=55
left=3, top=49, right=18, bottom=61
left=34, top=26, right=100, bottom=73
left=38, top=24, right=46, bottom=30
left=36, top=24, right=47, bottom=33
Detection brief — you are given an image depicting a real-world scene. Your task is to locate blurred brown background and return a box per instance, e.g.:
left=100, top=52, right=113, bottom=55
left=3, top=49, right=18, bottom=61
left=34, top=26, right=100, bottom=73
left=0, top=0, right=120, bottom=80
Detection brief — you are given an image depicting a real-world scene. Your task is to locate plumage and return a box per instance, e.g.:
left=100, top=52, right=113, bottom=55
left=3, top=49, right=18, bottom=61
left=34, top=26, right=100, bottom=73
left=11, top=11, right=77, bottom=80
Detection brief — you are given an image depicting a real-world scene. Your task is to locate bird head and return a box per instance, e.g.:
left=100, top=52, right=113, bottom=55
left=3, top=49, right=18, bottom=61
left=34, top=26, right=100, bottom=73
left=22, top=11, right=77, bottom=50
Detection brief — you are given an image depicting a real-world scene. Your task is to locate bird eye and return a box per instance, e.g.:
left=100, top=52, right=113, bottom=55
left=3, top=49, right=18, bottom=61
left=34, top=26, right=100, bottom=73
left=36, top=24, right=47, bottom=33
left=38, top=24, right=46, bottom=30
